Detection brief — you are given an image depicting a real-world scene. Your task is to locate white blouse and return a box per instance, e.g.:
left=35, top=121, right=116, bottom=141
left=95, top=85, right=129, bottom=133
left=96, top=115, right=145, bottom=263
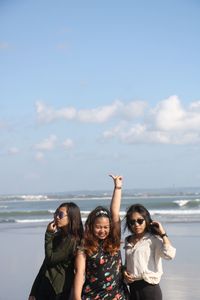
left=124, top=233, right=176, bottom=285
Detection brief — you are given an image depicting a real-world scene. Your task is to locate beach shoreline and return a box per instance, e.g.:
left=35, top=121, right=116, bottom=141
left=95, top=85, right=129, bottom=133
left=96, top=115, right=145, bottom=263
left=1, top=221, right=200, bottom=300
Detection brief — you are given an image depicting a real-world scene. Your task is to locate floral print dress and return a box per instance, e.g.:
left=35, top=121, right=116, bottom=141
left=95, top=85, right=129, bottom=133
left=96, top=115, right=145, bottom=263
left=82, top=246, right=127, bottom=300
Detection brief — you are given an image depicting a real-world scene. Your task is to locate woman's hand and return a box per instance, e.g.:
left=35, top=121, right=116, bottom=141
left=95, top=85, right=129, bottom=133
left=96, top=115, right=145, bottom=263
left=109, top=174, right=123, bottom=223
left=109, top=174, right=123, bottom=189
left=151, top=221, right=165, bottom=236
left=124, top=270, right=135, bottom=283
left=47, top=221, right=57, bottom=233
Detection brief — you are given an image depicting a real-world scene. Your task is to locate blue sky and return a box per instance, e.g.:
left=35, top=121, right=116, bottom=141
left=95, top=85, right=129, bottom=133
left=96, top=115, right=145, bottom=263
left=1, top=0, right=200, bottom=194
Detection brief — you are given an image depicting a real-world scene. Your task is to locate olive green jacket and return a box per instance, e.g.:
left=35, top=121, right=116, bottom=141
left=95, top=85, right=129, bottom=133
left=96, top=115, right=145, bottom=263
left=30, top=231, right=77, bottom=296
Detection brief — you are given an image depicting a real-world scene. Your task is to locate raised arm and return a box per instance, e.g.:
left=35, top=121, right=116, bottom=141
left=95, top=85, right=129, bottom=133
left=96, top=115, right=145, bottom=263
left=151, top=220, right=176, bottom=259
left=109, top=174, right=123, bottom=223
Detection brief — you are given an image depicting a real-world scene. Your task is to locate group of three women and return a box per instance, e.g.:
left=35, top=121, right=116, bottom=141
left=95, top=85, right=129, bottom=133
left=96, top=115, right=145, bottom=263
left=29, top=175, right=176, bottom=300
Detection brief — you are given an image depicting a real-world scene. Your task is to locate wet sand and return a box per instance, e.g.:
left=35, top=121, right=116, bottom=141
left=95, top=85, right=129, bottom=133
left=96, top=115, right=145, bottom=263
left=1, top=222, right=200, bottom=300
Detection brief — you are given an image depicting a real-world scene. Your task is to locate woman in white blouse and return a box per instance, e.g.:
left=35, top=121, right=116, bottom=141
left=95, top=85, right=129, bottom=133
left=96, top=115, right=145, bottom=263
left=124, top=204, right=176, bottom=300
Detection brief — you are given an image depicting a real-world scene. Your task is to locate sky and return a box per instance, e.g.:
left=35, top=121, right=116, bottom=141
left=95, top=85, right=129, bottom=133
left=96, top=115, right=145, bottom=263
left=0, top=0, right=200, bottom=194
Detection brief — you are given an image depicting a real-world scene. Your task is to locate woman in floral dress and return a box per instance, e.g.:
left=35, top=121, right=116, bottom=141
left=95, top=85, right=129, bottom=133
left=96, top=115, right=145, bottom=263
left=73, top=175, right=129, bottom=300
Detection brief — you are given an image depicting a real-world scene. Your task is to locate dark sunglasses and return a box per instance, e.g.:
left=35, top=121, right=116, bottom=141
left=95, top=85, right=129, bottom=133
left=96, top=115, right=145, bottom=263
left=54, top=211, right=68, bottom=220
left=129, top=218, right=145, bottom=226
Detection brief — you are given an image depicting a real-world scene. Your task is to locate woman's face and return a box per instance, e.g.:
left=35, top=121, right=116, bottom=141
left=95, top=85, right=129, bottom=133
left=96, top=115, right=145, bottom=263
left=129, top=212, right=146, bottom=235
left=93, top=217, right=110, bottom=240
left=54, top=206, right=69, bottom=228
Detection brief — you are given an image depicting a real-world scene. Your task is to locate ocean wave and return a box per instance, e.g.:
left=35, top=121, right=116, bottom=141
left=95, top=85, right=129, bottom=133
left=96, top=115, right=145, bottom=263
left=20, top=195, right=49, bottom=201
left=173, top=200, right=190, bottom=207
left=0, top=219, right=16, bottom=223
left=0, top=210, right=53, bottom=217
left=80, top=210, right=92, bottom=216
left=16, top=218, right=51, bottom=223
left=1, top=192, right=200, bottom=225
left=0, top=209, right=200, bottom=224
left=150, top=209, right=200, bottom=215
left=0, top=194, right=50, bottom=202
left=173, top=199, right=200, bottom=208
left=0, top=193, right=111, bottom=202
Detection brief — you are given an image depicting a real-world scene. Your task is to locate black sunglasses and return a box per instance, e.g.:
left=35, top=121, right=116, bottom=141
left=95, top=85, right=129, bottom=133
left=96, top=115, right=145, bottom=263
left=129, top=218, right=145, bottom=226
left=54, top=211, right=68, bottom=220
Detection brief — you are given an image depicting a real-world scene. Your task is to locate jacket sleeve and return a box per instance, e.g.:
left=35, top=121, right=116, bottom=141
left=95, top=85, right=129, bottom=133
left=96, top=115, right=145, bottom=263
left=44, top=232, right=75, bottom=266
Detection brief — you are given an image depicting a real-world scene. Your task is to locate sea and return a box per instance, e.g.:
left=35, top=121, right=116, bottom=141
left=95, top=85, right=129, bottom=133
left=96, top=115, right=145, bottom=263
left=1, top=188, right=200, bottom=300
left=1, top=187, right=200, bottom=226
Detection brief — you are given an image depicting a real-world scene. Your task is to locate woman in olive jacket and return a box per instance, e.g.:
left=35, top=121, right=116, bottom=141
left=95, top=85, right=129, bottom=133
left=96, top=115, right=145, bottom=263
left=28, top=202, right=83, bottom=300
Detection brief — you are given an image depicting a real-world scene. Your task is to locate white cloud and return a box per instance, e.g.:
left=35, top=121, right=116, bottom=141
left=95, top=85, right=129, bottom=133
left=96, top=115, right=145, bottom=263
left=120, top=101, right=147, bottom=119
left=151, top=96, right=200, bottom=133
left=35, top=96, right=200, bottom=145
left=63, top=138, right=74, bottom=150
left=103, top=122, right=127, bottom=139
left=77, top=102, right=119, bottom=123
left=103, top=123, right=170, bottom=144
left=36, top=102, right=76, bottom=123
left=8, top=147, right=19, bottom=155
left=35, top=135, right=57, bottom=151
left=35, top=152, right=45, bottom=161
left=103, top=96, right=200, bottom=145
left=189, top=100, right=200, bottom=110
left=152, top=95, right=186, bottom=131
left=103, top=123, right=200, bottom=145
left=35, top=100, right=146, bottom=124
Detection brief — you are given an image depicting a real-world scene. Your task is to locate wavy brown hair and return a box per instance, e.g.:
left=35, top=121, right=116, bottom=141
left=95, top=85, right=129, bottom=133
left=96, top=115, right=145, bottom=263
left=84, top=206, right=121, bottom=256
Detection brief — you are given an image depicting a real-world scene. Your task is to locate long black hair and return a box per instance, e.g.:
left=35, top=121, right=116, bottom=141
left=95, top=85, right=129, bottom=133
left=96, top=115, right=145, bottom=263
left=124, top=203, right=158, bottom=235
left=59, top=202, right=83, bottom=242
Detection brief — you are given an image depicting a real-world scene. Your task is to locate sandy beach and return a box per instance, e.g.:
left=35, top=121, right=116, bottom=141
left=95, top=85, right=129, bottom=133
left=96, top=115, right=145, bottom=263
left=1, top=221, right=200, bottom=300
